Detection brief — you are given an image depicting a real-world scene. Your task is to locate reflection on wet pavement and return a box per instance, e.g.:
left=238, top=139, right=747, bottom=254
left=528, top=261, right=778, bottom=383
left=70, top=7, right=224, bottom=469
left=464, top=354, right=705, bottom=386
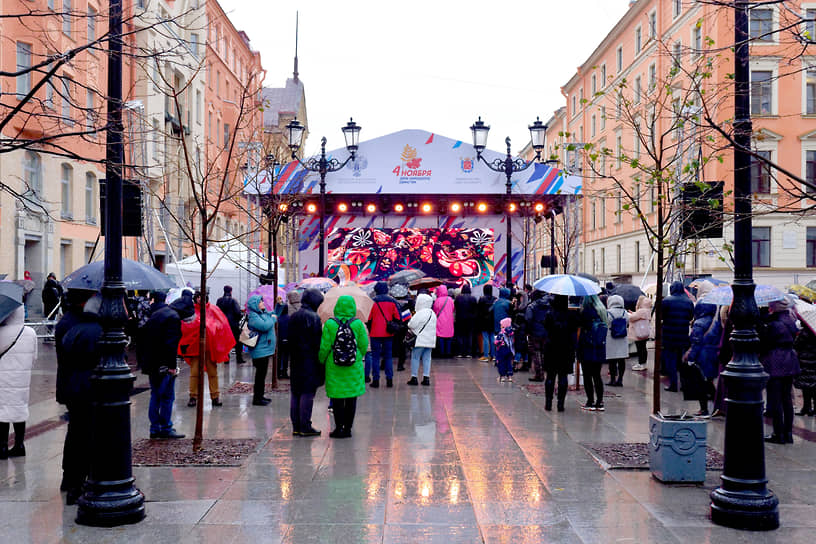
left=2, top=348, right=816, bottom=543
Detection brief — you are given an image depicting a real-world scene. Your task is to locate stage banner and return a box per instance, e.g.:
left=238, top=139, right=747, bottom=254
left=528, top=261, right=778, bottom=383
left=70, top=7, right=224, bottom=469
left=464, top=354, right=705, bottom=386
left=325, top=227, right=494, bottom=286
left=245, top=129, right=582, bottom=196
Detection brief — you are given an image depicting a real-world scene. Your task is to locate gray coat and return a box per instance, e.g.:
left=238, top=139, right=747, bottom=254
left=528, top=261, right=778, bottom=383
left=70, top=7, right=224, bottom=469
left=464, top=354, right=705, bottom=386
left=605, top=295, right=629, bottom=360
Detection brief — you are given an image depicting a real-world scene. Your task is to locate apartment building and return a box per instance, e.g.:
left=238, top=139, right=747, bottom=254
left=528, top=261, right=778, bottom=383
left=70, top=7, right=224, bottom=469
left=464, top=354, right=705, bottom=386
left=556, top=0, right=816, bottom=288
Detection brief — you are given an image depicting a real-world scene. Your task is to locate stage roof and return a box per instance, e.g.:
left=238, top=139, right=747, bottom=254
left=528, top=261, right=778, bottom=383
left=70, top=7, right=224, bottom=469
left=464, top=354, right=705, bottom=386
left=243, top=129, right=582, bottom=197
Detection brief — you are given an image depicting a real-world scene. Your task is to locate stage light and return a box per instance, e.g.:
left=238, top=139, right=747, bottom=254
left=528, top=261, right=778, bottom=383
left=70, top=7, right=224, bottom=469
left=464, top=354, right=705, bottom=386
left=477, top=202, right=488, bottom=213
left=394, top=203, right=404, bottom=213
left=278, top=203, right=288, bottom=212
left=450, top=202, right=461, bottom=213
left=337, top=202, right=348, bottom=213
left=366, top=203, right=377, bottom=213
left=306, top=203, right=317, bottom=213
left=534, top=202, right=544, bottom=212
left=508, top=202, right=517, bottom=213
left=421, top=203, right=432, bottom=213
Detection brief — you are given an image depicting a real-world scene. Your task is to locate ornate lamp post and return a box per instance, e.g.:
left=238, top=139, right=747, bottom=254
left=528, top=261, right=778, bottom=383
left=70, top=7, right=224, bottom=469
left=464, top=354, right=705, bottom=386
left=709, top=0, right=779, bottom=531
left=76, top=0, right=145, bottom=526
left=286, top=118, right=361, bottom=274
left=469, top=117, right=548, bottom=285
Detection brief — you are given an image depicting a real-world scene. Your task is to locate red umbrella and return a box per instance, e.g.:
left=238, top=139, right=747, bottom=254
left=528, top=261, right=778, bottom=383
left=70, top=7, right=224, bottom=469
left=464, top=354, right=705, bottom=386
left=179, top=303, right=236, bottom=363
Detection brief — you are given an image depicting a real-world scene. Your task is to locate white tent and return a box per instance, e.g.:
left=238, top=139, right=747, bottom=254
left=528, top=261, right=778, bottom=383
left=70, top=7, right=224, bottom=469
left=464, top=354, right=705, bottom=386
left=167, top=240, right=285, bottom=307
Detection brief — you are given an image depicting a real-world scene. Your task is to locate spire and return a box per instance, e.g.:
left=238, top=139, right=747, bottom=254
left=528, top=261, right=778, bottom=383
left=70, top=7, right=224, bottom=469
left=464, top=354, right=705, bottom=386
left=293, top=11, right=299, bottom=82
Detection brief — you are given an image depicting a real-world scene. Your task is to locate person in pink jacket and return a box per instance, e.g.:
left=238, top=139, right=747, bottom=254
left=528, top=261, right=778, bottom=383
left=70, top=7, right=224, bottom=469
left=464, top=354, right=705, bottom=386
left=433, top=285, right=455, bottom=358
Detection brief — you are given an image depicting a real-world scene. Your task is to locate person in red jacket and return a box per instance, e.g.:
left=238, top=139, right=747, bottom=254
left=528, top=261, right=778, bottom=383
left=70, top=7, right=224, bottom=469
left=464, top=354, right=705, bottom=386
left=368, top=281, right=402, bottom=388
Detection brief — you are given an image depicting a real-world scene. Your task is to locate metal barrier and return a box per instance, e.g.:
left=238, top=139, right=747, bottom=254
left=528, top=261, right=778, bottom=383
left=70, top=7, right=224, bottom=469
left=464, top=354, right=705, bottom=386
left=26, top=319, right=57, bottom=340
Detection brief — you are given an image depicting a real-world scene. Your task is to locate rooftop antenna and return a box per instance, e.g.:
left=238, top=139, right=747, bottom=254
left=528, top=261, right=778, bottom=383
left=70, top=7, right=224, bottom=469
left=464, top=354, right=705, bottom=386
left=293, top=11, right=299, bottom=82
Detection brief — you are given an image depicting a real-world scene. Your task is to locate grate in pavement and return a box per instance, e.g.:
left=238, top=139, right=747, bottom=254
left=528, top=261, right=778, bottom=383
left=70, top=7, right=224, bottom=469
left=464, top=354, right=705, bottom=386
left=132, top=438, right=262, bottom=466
left=226, top=381, right=290, bottom=394
left=580, top=442, right=724, bottom=471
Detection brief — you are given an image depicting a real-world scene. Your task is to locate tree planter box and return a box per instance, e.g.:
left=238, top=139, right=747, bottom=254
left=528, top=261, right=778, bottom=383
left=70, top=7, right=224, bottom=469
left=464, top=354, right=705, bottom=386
left=649, top=413, right=707, bottom=483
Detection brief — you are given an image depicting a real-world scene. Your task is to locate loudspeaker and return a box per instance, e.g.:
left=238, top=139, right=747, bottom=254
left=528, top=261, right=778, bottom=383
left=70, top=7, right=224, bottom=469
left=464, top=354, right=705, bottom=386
left=540, top=255, right=557, bottom=269
left=100, top=179, right=143, bottom=237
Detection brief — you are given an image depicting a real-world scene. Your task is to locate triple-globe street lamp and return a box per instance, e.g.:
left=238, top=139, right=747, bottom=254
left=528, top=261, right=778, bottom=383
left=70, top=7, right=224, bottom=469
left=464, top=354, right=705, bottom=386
left=469, top=117, right=551, bottom=285
left=286, top=118, right=361, bottom=274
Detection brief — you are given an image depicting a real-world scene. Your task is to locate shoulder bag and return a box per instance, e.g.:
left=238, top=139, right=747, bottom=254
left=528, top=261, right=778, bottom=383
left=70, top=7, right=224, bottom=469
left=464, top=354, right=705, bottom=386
left=405, top=314, right=432, bottom=350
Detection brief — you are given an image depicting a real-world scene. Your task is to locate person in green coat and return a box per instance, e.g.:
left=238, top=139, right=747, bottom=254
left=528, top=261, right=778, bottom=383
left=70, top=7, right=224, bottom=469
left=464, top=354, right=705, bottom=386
left=318, top=295, right=368, bottom=438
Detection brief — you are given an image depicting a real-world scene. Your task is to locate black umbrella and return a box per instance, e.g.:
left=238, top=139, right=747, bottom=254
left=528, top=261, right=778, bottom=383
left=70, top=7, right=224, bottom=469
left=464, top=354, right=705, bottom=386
left=609, top=283, right=646, bottom=311
left=0, top=282, right=23, bottom=324
left=577, top=272, right=600, bottom=285
left=62, top=258, right=176, bottom=292
left=388, top=268, right=425, bottom=286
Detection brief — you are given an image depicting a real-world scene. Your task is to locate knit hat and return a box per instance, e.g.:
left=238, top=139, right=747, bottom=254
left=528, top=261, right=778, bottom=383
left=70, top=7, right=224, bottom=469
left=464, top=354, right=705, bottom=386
left=500, top=317, right=512, bottom=329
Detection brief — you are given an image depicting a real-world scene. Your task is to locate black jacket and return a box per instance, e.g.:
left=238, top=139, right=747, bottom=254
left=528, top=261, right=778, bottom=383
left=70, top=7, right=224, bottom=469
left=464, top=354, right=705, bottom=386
left=477, top=295, right=497, bottom=332
left=216, top=294, right=242, bottom=332
left=54, top=309, right=84, bottom=405
left=42, top=278, right=62, bottom=313
left=543, top=301, right=578, bottom=373
left=454, top=292, right=478, bottom=325
left=137, top=302, right=183, bottom=375
left=661, top=281, right=694, bottom=349
left=57, top=312, right=103, bottom=406
left=287, top=289, right=325, bottom=394
left=525, top=296, right=551, bottom=339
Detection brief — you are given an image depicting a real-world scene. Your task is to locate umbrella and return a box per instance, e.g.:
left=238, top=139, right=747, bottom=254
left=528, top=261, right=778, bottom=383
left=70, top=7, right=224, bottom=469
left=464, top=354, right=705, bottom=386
left=789, top=284, right=816, bottom=303
left=62, top=258, right=176, bottom=292
left=577, top=272, right=600, bottom=285
left=0, top=282, right=23, bottom=324
left=318, top=284, right=374, bottom=324
left=246, top=284, right=287, bottom=312
left=297, top=277, right=338, bottom=294
left=644, top=282, right=695, bottom=300
left=13, top=279, right=35, bottom=295
left=795, top=300, right=816, bottom=335
left=609, top=283, right=645, bottom=311
left=700, top=284, right=785, bottom=307
left=806, top=279, right=816, bottom=292
left=388, top=268, right=426, bottom=286
left=689, top=277, right=729, bottom=287
left=409, top=276, right=444, bottom=290
left=389, top=283, right=410, bottom=299
left=533, top=274, right=601, bottom=297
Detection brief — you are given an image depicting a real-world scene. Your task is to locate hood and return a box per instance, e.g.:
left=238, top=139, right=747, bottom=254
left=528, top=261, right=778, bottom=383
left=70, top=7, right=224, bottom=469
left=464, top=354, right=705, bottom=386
left=286, top=290, right=302, bottom=313
left=333, top=295, right=357, bottom=320
left=670, top=281, right=685, bottom=296
left=500, top=317, right=512, bottom=329
left=499, top=287, right=511, bottom=300
left=636, top=295, right=652, bottom=311
left=694, top=302, right=717, bottom=319
left=415, top=293, right=433, bottom=312
left=0, top=306, right=25, bottom=352
left=461, top=284, right=471, bottom=294
left=300, top=288, right=324, bottom=312
left=374, top=281, right=389, bottom=295
left=169, top=293, right=194, bottom=320
left=608, top=295, right=625, bottom=309
left=247, top=295, right=264, bottom=314
left=436, top=285, right=449, bottom=298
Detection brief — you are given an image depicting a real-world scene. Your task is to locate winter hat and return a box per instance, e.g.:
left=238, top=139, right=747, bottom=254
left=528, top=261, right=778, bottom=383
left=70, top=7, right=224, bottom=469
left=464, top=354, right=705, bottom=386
left=483, top=284, right=493, bottom=297
left=374, top=281, right=389, bottom=295
left=500, top=317, right=512, bottom=330
left=223, top=285, right=232, bottom=295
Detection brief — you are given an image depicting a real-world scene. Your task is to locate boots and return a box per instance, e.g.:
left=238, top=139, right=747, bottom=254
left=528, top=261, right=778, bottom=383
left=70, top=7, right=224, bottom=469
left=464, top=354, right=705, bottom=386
left=544, top=379, right=554, bottom=411
left=0, top=422, right=7, bottom=459
left=798, top=390, right=814, bottom=416
left=8, top=422, right=25, bottom=457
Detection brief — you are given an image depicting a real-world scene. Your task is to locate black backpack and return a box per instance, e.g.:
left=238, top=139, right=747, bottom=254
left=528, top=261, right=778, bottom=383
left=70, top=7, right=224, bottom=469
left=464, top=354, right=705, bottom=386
left=330, top=317, right=358, bottom=366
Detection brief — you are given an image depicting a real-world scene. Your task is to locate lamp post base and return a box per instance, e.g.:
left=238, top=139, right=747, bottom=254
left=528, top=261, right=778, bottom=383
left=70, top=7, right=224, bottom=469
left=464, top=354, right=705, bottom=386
left=710, top=488, right=779, bottom=531
left=76, top=482, right=145, bottom=527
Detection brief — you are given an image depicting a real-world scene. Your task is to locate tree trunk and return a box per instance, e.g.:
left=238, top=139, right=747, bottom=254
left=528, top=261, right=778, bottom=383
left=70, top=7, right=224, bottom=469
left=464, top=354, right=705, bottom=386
left=194, top=217, right=207, bottom=451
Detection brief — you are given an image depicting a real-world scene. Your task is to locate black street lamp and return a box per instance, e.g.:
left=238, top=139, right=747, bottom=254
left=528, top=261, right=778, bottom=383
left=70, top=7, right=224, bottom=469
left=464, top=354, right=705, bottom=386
left=709, top=0, right=779, bottom=531
left=286, top=118, right=361, bottom=274
left=469, top=117, right=549, bottom=285
left=76, top=0, right=145, bottom=526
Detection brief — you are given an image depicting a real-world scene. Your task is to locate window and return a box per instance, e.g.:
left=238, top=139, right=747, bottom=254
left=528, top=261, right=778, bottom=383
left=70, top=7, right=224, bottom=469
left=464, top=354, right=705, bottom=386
left=196, top=90, right=202, bottom=124
left=693, top=26, right=702, bottom=56
left=48, top=0, right=54, bottom=9
left=750, top=70, right=773, bottom=115
left=86, top=89, right=94, bottom=131
left=16, top=42, right=32, bottom=98
left=616, top=245, right=622, bottom=273
left=752, top=226, right=771, bottom=267
left=572, top=94, right=576, bottom=115
left=616, top=134, right=623, bottom=168
left=23, top=151, right=42, bottom=196
left=634, top=124, right=641, bottom=159
left=806, top=9, right=816, bottom=42
left=649, top=63, right=656, bottom=90
left=673, top=41, right=682, bottom=70
left=60, top=242, right=72, bottom=280
left=601, top=64, right=606, bottom=86
left=46, top=80, right=55, bottom=108
left=616, top=46, right=623, bottom=72
left=85, top=173, right=96, bottom=223
left=208, top=112, right=212, bottom=141
left=216, top=71, right=220, bottom=95
left=616, top=192, right=622, bottom=223
left=750, top=150, right=772, bottom=194
left=808, top=228, right=816, bottom=267
left=152, top=119, right=160, bottom=159
left=806, top=150, right=816, bottom=194
left=600, top=198, right=606, bottom=228
left=649, top=11, right=657, bottom=39
left=634, top=76, right=641, bottom=104
left=190, top=33, right=199, bottom=57
left=650, top=184, right=656, bottom=212
left=63, top=0, right=72, bottom=37
left=673, top=0, right=682, bottom=19
left=636, top=241, right=641, bottom=272
left=591, top=200, right=597, bottom=230
left=61, top=164, right=73, bottom=218
left=223, top=123, right=229, bottom=149
left=600, top=106, right=606, bottom=129
left=591, top=74, right=596, bottom=95
left=62, top=78, right=73, bottom=124
left=592, top=249, right=596, bottom=273
left=601, top=248, right=606, bottom=273
left=635, top=27, right=642, bottom=54
left=807, top=68, right=816, bottom=114
left=750, top=8, right=773, bottom=42
left=591, top=115, right=596, bottom=138
left=87, top=6, right=96, bottom=41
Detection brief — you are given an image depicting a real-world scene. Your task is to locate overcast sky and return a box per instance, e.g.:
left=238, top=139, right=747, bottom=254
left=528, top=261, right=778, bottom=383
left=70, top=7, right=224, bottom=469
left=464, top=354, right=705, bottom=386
left=219, top=0, right=631, bottom=157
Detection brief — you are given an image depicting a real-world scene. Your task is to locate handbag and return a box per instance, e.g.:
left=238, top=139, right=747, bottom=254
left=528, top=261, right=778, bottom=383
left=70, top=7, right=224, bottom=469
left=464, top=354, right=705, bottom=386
left=239, top=315, right=258, bottom=348
left=405, top=314, right=432, bottom=350
left=376, top=301, right=406, bottom=335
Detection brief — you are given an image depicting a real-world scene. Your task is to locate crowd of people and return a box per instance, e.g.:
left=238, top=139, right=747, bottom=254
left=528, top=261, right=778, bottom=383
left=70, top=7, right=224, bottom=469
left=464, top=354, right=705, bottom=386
left=3, top=274, right=816, bottom=508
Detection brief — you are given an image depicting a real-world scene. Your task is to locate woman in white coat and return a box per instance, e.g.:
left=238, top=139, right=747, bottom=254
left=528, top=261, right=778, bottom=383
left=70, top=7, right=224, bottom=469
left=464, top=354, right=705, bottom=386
left=407, top=293, right=437, bottom=387
left=0, top=304, right=37, bottom=458
left=605, top=295, right=629, bottom=387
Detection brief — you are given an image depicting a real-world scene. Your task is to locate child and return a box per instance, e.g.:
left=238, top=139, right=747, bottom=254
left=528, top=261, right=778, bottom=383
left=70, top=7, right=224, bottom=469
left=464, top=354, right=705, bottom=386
left=495, top=317, right=515, bottom=382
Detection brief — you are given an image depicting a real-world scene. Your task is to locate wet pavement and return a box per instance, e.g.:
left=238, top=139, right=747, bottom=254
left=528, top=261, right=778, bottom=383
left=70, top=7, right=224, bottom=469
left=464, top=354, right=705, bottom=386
left=3, top=344, right=816, bottom=543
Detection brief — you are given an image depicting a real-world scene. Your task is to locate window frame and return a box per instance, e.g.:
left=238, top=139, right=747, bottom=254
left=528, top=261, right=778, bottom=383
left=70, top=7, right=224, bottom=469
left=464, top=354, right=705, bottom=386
left=616, top=45, right=623, bottom=72
left=87, top=6, right=96, bottom=41
left=751, top=226, right=771, bottom=268
left=749, top=60, right=778, bottom=116
left=61, top=163, right=74, bottom=219
left=750, top=149, right=773, bottom=194
left=63, top=0, right=72, bottom=38
left=16, top=42, right=32, bottom=99
left=635, top=25, right=642, bottom=55
left=23, top=151, right=42, bottom=197
left=749, top=6, right=776, bottom=43
left=85, top=172, right=97, bottom=224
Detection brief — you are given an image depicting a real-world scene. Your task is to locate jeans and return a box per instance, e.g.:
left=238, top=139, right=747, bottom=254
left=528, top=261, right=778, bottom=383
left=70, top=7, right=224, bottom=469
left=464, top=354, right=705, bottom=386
left=662, top=348, right=683, bottom=390
left=497, top=353, right=514, bottom=377
left=371, top=338, right=393, bottom=380
left=583, top=362, right=604, bottom=405
left=481, top=332, right=495, bottom=359
left=364, top=352, right=373, bottom=379
left=635, top=340, right=648, bottom=367
left=411, top=346, right=433, bottom=377
left=148, top=372, right=177, bottom=434
left=545, top=370, right=569, bottom=409
left=252, top=357, right=270, bottom=401
left=455, top=327, right=475, bottom=357
left=766, top=376, right=794, bottom=439
left=437, top=337, right=453, bottom=358
left=290, top=390, right=316, bottom=432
